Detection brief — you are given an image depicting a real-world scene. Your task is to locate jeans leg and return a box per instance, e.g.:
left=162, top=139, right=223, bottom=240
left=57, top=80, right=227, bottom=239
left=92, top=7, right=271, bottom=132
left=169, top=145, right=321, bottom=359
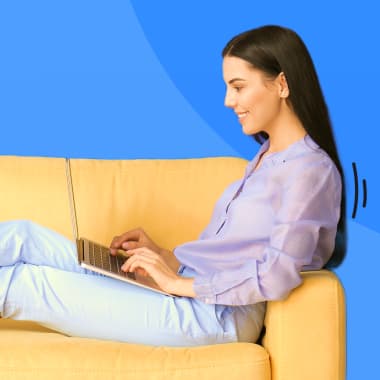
left=0, top=263, right=235, bottom=347
left=0, top=220, right=262, bottom=346
left=0, top=220, right=88, bottom=274
left=182, top=267, right=266, bottom=344
left=227, top=302, right=267, bottom=343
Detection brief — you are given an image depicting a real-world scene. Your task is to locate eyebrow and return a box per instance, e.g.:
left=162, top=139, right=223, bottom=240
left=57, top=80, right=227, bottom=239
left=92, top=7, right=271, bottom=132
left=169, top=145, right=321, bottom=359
left=228, top=78, right=247, bottom=85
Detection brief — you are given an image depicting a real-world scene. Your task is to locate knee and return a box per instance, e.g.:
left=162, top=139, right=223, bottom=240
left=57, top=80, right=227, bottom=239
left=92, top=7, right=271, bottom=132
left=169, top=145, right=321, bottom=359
left=0, top=219, right=39, bottom=237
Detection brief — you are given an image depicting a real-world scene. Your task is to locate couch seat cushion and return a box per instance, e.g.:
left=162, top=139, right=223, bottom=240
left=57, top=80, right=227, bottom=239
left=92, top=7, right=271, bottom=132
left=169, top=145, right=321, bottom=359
left=0, top=320, right=270, bottom=380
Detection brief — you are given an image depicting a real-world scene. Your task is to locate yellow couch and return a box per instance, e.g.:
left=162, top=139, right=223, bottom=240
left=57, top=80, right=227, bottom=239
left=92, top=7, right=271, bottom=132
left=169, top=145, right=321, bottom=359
left=0, top=155, right=346, bottom=380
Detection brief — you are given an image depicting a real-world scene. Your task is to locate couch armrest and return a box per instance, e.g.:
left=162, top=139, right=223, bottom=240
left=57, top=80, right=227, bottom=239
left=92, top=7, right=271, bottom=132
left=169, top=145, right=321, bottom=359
left=262, top=270, right=346, bottom=380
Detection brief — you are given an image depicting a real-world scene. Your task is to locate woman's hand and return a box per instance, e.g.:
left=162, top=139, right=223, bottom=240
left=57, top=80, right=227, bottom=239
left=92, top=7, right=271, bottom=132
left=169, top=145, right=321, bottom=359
left=109, top=228, right=181, bottom=274
left=110, top=228, right=161, bottom=256
left=121, top=247, right=195, bottom=297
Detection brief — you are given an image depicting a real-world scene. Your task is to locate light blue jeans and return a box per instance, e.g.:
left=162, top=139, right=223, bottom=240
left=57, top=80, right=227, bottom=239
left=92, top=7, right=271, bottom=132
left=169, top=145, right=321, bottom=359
left=0, top=220, right=266, bottom=347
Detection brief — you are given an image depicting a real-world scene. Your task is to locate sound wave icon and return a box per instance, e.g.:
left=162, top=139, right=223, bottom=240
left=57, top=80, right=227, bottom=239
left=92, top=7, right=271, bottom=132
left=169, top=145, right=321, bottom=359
left=352, top=162, right=367, bottom=219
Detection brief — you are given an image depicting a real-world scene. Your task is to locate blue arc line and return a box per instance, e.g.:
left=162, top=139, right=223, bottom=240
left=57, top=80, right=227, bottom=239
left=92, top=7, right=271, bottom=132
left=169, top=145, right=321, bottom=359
left=362, top=179, right=367, bottom=208
left=352, top=162, right=358, bottom=219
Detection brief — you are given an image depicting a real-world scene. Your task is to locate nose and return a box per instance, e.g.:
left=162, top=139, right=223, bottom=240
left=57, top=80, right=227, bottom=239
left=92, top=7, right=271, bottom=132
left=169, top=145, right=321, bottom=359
left=224, top=89, right=236, bottom=109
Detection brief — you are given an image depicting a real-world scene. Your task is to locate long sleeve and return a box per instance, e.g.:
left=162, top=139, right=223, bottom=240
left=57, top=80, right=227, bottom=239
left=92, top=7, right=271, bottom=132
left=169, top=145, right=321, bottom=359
left=176, top=156, right=342, bottom=306
left=254, top=161, right=342, bottom=300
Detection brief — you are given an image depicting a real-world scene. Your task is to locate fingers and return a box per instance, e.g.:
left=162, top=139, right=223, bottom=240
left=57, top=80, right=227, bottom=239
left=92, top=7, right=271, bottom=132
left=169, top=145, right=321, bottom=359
left=120, top=248, right=160, bottom=273
left=135, top=268, right=149, bottom=277
left=109, top=228, right=145, bottom=255
left=110, top=240, right=143, bottom=256
left=110, top=230, right=136, bottom=249
left=122, top=257, right=152, bottom=274
left=121, top=241, right=140, bottom=250
left=119, top=248, right=177, bottom=294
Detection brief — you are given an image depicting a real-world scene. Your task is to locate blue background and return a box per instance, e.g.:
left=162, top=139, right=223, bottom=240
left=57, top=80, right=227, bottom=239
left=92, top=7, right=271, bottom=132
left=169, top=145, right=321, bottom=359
left=0, top=1, right=378, bottom=377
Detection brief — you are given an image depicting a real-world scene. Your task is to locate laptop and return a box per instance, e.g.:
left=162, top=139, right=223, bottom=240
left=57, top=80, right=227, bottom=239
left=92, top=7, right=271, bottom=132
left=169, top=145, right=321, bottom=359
left=65, top=158, right=175, bottom=297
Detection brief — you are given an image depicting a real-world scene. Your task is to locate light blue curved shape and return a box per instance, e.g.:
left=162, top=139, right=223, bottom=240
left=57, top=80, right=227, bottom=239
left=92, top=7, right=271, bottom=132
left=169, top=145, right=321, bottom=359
left=129, top=1, right=380, bottom=234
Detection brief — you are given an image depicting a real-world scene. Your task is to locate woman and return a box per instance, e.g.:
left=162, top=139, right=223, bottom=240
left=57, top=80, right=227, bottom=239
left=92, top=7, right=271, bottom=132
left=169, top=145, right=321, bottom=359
left=0, top=25, right=346, bottom=347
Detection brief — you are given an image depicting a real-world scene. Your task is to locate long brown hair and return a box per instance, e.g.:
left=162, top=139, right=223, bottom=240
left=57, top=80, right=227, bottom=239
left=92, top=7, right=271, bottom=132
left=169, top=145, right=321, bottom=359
left=222, top=25, right=346, bottom=268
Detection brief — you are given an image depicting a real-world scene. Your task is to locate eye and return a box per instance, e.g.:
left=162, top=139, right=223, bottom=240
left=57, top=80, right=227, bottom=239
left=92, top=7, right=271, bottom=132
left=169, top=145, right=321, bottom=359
left=234, top=86, right=242, bottom=92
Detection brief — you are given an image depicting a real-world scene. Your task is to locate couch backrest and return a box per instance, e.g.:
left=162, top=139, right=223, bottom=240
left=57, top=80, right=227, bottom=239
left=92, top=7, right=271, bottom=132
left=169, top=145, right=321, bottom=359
left=0, top=156, right=73, bottom=238
left=0, top=155, right=346, bottom=380
left=0, top=155, right=247, bottom=249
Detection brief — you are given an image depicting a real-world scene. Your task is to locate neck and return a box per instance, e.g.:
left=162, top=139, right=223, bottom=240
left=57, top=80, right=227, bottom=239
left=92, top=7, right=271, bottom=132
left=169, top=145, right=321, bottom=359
left=265, top=103, right=307, bottom=154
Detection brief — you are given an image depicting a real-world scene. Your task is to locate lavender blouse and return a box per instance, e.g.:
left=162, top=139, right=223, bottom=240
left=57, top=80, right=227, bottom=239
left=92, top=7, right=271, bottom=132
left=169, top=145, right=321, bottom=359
left=174, top=134, right=342, bottom=306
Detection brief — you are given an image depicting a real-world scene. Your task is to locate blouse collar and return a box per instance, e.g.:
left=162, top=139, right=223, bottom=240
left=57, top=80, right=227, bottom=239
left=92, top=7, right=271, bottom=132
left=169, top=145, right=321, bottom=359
left=244, top=134, right=320, bottom=177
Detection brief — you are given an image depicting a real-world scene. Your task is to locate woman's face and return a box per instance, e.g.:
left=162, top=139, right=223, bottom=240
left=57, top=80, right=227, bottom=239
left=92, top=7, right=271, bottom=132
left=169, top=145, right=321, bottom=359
left=223, top=56, right=284, bottom=136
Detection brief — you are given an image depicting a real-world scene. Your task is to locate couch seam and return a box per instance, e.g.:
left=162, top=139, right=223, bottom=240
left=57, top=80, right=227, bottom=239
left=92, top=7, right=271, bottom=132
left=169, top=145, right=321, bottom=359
left=0, top=359, right=269, bottom=373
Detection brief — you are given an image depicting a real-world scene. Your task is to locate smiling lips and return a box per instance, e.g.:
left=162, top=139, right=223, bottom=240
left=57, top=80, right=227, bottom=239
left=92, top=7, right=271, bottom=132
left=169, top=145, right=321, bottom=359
left=236, top=111, right=249, bottom=120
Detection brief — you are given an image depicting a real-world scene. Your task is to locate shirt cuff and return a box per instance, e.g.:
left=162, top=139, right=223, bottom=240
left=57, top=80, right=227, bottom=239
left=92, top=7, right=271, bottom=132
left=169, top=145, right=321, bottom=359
left=193, top=275, right=217, bottom=304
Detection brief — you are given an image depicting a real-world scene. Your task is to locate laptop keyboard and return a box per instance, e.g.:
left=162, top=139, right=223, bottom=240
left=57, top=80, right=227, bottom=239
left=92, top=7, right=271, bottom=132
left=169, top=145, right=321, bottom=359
left=87, top=240, right=136, bottom=280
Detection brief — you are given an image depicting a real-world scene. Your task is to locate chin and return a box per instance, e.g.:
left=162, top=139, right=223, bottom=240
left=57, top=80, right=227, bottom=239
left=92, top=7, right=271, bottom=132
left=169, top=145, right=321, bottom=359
left=242, top=123, right=260, bottom=135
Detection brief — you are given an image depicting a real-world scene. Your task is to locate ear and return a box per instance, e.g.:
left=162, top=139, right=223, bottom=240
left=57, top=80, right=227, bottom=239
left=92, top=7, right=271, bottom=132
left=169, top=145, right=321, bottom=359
left=277, top=72, right=289, bottom=98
